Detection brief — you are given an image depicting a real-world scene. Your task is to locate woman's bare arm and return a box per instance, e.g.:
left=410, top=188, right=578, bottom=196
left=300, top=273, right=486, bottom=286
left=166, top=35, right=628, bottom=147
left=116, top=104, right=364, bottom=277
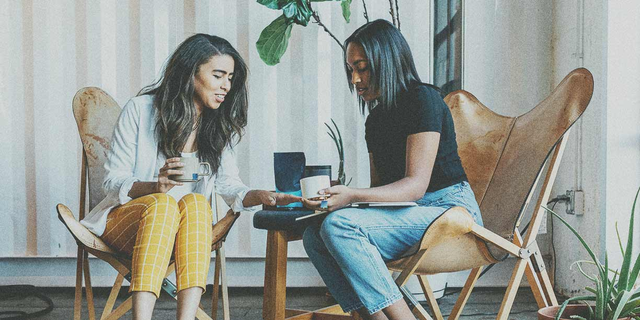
left=303, top=132, right=439, bottom=211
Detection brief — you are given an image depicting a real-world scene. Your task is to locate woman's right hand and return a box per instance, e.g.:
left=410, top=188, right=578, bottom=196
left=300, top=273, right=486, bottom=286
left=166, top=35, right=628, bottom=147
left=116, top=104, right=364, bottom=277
left=156, top=157, right=184, bottom=193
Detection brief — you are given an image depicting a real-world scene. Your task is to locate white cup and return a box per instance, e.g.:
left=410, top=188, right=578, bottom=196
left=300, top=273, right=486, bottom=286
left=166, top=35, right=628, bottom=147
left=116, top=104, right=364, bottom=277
left=300, top=175, right=331, bottom=199
left=173, top=157, right=211, bottom=182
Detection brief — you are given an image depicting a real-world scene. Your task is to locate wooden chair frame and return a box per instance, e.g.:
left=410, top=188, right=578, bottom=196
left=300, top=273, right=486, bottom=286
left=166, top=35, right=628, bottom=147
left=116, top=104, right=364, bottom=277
left=58, top=151, right=233, bottom=320
left=390, top=132, right=567, bottom=320
left=58, top=87, right=236, bottom=320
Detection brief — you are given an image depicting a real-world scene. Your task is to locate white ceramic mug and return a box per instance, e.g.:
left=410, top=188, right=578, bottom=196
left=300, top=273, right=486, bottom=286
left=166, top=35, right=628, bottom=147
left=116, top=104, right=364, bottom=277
left=173, top=157, right=211, bottom=182
left=300, top=175, right=331, bottom=199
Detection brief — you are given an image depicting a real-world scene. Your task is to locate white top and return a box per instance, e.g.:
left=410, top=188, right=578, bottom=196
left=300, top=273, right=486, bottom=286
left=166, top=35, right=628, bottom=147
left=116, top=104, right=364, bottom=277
left=165, top=151, right=198, bottom=201
left=80, top=94, right=256, bottom=236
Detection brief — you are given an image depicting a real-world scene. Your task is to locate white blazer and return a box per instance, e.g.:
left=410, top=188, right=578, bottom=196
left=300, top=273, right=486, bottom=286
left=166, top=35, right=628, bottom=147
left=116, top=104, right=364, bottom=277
left=81, top=94, right=255, bottom=236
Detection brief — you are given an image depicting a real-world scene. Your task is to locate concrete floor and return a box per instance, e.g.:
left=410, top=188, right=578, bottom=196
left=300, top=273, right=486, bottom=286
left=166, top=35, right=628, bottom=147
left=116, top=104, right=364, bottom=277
left=0, top=285, right=542, bottom=319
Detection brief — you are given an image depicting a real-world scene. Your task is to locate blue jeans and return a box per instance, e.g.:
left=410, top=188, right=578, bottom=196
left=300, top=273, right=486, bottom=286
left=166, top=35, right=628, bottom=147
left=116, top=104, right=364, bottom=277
left=302, top=181, right=482, bottom=314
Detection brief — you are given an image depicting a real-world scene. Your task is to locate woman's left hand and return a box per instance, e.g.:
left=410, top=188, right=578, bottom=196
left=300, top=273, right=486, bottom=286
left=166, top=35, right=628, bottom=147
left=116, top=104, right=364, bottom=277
left=253, top=190, right=302, bottom=207
left=302, top=185, right=354, bottom=212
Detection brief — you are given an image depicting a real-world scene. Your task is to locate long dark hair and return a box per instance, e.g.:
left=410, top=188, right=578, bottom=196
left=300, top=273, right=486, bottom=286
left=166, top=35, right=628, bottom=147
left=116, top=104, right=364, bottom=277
left=140, top=33, right=248, bottom=174
left=344, top=19, right=422, bottom=113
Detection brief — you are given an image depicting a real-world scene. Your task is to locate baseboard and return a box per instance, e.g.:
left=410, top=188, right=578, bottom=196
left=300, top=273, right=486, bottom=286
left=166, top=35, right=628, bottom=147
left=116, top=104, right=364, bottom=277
left=0, top=257, right=528, bottom=288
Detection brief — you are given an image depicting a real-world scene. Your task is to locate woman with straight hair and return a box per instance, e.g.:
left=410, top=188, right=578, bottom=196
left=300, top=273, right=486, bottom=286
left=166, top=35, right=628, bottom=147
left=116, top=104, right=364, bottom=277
left=81, top=33, right=300, bottom=320
left=302, top=20, right=483, bottom=320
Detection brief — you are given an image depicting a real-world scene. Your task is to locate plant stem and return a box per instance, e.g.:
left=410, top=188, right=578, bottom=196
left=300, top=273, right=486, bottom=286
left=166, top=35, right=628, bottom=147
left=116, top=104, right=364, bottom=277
left=394, top=0, right=400, bottom=30
left=362, top=0, right=369, bottom=22
left=388, top=0, right=397, bottom=27
left=311, top=10, right=345, bottom=51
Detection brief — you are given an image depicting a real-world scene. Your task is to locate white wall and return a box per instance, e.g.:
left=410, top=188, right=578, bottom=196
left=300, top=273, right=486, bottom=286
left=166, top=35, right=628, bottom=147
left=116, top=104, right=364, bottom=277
left=605, top=0, right=640, bottom=278
left=464, top=0, right=553, bottom=117
left=551, top=0, right=640, bottom=296
left=550, top=0, right=609, bottom=296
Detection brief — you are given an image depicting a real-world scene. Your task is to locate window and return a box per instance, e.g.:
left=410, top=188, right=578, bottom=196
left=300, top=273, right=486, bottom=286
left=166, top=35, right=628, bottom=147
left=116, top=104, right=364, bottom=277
left=433, top=0, right=462, bottom=95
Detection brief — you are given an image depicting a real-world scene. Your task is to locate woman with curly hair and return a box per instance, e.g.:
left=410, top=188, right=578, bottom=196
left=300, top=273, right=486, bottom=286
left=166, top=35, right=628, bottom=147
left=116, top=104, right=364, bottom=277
left=81, top=34, right=299, bottom=320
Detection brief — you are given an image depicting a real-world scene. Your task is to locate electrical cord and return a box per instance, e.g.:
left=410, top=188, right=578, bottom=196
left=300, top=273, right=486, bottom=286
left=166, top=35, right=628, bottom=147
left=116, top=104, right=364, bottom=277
left=0, top=285, right=54, bottom=319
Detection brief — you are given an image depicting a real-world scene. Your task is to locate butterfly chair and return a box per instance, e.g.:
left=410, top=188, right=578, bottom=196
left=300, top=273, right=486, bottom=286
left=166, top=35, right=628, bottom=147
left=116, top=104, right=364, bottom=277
left=57, top=87, right=239, bottom=320
left=386, top=67, right=594, bottom=320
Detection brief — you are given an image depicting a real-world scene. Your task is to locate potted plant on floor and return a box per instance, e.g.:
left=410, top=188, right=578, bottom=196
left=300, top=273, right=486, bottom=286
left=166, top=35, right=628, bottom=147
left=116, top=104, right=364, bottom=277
left=539, top=188, right=640, bottom=320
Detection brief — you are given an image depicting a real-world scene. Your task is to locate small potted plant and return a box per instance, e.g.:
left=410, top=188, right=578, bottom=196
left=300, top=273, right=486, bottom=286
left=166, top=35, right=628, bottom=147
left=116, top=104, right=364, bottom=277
left=325, top=118, right=352, bottom=186
left=539, top=188, right=640, bottom=320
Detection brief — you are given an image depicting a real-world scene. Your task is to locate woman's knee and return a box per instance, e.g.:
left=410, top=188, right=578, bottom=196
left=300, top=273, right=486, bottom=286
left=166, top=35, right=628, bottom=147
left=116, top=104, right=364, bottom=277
left=178, top=193, right=212, bottom=222
left=319, top=209, right=358, bottom=241
left=144, top=193, right=179, bottom=217
left=178, top=193, right=208, bottom=210
left=302, top=225, right=324, bottom=254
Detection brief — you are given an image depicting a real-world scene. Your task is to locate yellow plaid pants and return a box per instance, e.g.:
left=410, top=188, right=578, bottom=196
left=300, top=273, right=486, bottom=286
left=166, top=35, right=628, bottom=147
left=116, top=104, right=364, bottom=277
left=101, top=193, right=213, bottom=297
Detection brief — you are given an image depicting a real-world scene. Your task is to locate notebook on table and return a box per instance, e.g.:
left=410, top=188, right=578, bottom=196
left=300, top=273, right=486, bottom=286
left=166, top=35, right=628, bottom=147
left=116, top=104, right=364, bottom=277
left=294, top=201, right=417, bottom=221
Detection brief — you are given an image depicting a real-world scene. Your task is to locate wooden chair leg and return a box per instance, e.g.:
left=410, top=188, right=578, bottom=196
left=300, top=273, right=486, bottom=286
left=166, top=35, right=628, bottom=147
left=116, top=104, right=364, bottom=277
left=263, top=230, right=289, bottom=320
left=103, top=296, right=132, bottom=320
left=82, top=251, right=96, bottom=320
left=212, top=252, right=221, bottom=318
left=417, top=275, right=444, bottom=320
left=218, top=246, right=230, bottom=320
left=74, top=247, right=84, bottom=320
left=514, top=234, right=558, bottom=308
left=395, top=250, right=428, bottom=286
left=448, top=267, right=482, bottom=320
left=101, top=273, right=125, bottom=320
left=196, top=306, right=213, bottom=320
left=496, top=258, right=528, bottom=320
left=535, top=266, right=558, bottom=306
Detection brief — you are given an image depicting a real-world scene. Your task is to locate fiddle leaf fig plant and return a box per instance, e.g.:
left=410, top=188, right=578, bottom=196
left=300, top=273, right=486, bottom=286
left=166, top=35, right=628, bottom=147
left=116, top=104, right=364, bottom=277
left=256, top=0, right=402, bottom=65
left=256, top=0, right=351, bottom=66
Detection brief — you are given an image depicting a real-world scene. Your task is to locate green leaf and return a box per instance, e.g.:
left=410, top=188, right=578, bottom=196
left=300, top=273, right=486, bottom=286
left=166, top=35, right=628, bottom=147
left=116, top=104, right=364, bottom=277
left=620, top=187, right=640, bottom=290
left=256, top=15, right=294, bottom=66
left=282, top=0, right=313, bottom=26
left=621, top=297, right=640, bottom=317
left=606, top=272, right=619, bottom=308
left=257, top=0, right=297, bottom=10
left=572, top=260, right=598, bottom=282
left=612, top=290, right=634, bottom=320
left=555, top=296, right=596, bottom=320
left=616, top=222, right=625, bottom=256
left=330, top=119, right=344, bottom=157
left=341, top=0, right=352, bottom=23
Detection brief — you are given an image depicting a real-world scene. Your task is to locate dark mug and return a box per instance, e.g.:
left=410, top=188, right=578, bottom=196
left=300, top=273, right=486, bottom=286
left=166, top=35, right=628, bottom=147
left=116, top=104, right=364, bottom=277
left=304, top=165, right=332, bottom=180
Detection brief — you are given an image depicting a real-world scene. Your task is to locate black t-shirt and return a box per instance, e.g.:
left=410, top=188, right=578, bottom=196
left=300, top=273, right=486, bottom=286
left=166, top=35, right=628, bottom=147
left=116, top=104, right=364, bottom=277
left=365, top=82, right=467, bottom=192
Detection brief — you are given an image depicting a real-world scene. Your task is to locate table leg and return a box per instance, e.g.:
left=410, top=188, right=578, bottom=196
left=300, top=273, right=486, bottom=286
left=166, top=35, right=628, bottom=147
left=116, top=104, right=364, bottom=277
left=263, top=230, right=289, bottom=320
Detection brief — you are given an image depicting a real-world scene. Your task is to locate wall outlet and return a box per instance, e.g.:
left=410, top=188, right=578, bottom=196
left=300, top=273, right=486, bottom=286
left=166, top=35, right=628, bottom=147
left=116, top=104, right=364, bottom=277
left=566, top=189, right=585, bottom=216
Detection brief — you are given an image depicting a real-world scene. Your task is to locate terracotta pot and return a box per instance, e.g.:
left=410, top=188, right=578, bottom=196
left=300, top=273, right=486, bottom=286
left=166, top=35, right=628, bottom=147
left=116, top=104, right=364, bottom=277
left=538, top=305, right=631, bottom=320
